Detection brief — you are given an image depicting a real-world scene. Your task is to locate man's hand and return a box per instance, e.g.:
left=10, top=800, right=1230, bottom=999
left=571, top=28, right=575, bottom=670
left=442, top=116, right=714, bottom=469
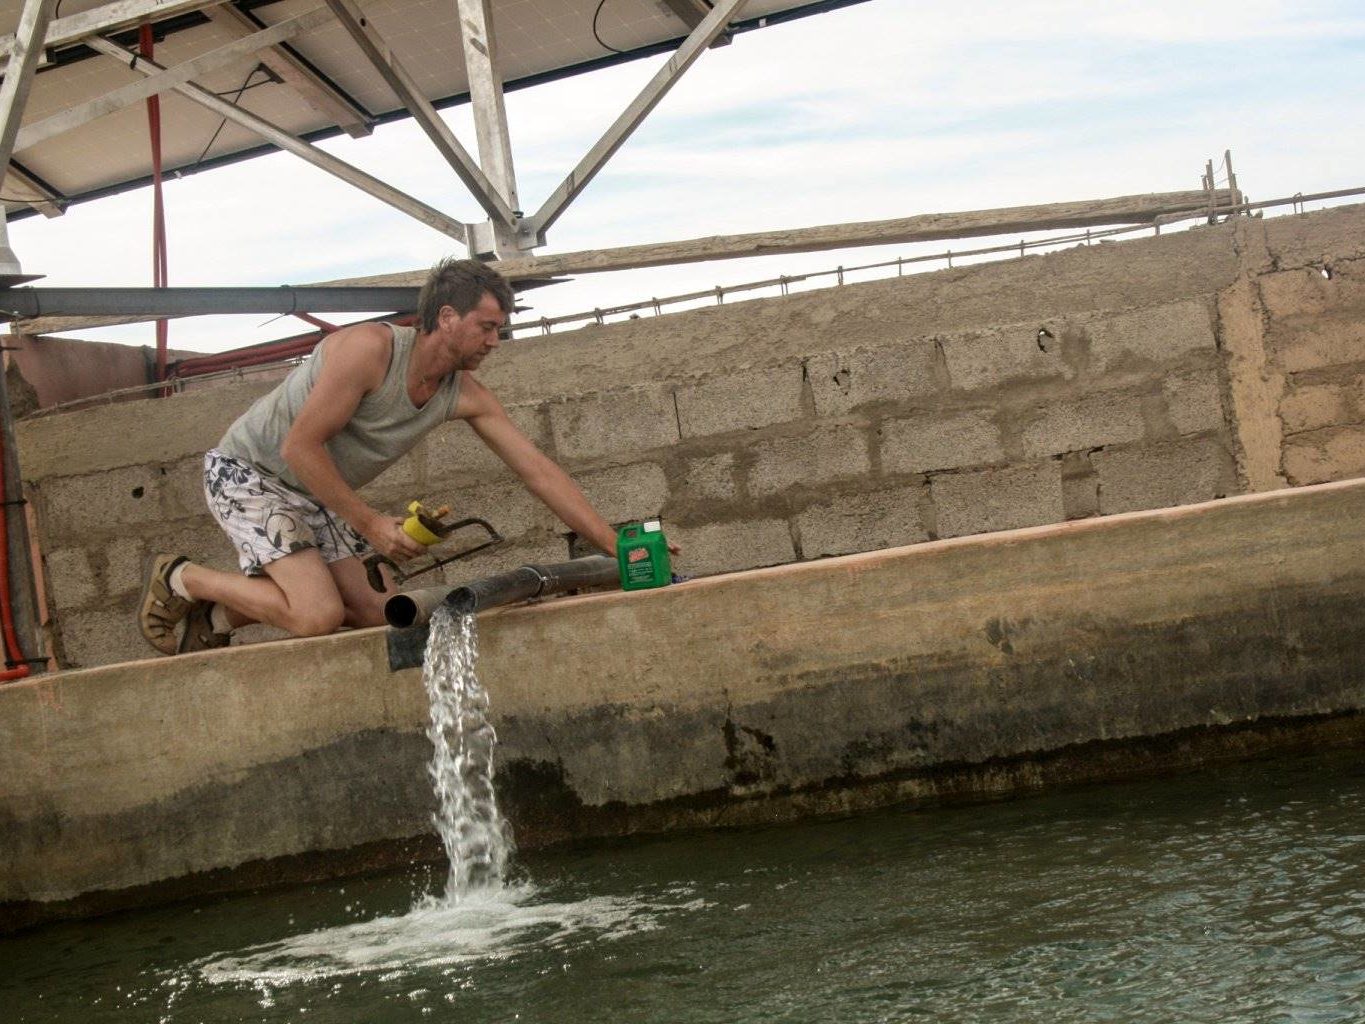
left=361, top=515, right=427, bottom=562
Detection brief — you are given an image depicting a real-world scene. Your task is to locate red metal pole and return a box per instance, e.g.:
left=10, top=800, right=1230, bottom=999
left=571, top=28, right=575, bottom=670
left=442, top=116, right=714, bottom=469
left=141, top=25, right=169, bottom=384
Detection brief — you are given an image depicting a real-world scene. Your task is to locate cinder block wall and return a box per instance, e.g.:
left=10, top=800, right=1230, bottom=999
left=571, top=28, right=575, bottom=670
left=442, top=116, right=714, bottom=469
left=1251, top=216, right=1365, bottom=485
left=17, top=203, right=1365, bottom=669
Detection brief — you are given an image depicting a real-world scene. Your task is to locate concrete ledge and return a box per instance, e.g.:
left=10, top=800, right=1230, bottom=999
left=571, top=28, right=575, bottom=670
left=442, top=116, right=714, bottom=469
left=5, top=478, right=1365, bottom=930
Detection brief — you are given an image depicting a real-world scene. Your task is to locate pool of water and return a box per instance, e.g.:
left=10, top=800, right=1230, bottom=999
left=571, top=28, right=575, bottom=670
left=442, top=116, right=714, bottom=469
left=5, top=748, right=1364, bottom=1023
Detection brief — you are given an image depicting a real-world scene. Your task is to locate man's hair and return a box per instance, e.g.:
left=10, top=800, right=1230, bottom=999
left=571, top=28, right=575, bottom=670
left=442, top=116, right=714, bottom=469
left=417, top=257, right=515, bottom=331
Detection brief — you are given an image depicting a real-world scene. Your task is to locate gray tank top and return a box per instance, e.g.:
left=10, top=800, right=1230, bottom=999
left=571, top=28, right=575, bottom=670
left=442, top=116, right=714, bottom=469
left=217, top=323, right=461, bottom=496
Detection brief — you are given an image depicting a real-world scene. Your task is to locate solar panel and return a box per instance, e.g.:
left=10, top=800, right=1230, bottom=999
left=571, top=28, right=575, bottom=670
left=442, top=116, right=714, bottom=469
left=1, top=0, right=861, bottom=219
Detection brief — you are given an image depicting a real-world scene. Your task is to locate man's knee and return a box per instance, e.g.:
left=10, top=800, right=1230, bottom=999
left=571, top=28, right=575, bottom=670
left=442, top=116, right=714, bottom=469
left=287, top=602, right=346, bottom=637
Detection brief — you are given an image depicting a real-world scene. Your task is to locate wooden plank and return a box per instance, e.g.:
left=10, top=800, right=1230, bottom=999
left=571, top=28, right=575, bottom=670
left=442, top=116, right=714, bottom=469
left=15, top=7, right=334, bottom=153
left=515, top=189, right=1242, bottom=277
left=202, top=4, right=371, bottom=140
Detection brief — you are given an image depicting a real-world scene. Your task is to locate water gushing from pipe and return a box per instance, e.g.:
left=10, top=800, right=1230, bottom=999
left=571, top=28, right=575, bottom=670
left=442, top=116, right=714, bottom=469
left=422, top=606, right=513, bottom=900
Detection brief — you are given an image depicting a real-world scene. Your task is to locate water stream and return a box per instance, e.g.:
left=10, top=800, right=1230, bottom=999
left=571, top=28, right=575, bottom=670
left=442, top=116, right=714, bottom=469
left=421, top=607, right=512, bottom=900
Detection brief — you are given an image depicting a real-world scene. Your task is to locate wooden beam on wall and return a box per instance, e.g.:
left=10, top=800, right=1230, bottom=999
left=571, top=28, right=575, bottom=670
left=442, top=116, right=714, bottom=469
left=508, top=188, right=1244, bottom=277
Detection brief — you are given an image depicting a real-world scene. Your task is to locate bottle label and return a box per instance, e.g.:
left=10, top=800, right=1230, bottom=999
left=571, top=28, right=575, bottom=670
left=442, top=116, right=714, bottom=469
left=625, top=547, right=654, bottom=583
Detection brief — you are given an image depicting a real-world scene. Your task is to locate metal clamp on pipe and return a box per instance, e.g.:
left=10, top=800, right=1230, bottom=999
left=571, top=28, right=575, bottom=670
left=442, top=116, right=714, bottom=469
left=384, top=555, right=619, bottom=671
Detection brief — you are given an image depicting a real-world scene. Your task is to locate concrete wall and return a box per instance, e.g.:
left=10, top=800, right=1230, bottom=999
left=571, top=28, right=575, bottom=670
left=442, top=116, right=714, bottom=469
left=14, top=203, right=1365, bottom=669
left=4, top=478, right=1365, bottom=931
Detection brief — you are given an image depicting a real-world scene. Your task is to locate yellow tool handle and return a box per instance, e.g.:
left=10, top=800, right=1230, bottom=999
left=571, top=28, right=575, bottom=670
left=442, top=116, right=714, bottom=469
left=400, top=500, right=453, bottom=546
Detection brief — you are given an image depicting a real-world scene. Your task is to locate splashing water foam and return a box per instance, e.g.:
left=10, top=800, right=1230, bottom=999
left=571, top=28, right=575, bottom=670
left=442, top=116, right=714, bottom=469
left=190, top=605, right=704, bottom=993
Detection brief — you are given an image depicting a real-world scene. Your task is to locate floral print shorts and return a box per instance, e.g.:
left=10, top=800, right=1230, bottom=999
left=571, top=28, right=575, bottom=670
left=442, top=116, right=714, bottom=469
left=203, top=449, right=370, bottom=575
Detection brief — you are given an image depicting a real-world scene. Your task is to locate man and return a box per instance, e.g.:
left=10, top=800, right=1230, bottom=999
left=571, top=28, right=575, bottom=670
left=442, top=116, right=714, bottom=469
left=138, top=258, right=622, bottom=654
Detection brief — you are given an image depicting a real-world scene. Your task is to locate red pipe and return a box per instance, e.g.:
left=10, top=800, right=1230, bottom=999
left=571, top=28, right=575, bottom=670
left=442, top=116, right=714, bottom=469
left=141, top=25, right=170, bottom=385
left=293, top=312, right=338, bottom=332
left=0, top=420, right=30, bottom=682
left=168, top=314, right=419, bottom=380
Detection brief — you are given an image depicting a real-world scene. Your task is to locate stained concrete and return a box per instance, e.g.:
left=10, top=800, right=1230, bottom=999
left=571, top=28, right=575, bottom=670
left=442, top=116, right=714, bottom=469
left=4, top=477, right=1365, bottom=931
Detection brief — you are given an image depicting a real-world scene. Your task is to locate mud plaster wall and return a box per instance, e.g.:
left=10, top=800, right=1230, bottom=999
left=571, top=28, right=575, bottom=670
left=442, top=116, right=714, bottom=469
left=15, top=203, right=1365, bottom=670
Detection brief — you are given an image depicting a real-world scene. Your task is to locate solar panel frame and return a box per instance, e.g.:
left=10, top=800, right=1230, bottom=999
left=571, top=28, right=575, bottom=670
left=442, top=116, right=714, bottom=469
left=1, top=0, right=870, bottom=220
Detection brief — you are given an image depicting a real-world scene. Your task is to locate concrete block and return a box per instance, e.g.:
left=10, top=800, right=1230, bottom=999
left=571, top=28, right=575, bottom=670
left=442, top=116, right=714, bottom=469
left=14, top=379, right=269, bottom=482
left=666, top=518, right=795, bottom=577
left=549, top=386, right=679, bottom=463
left=40, top=466, right=164, bottom=537
left=577, top=463, right=670, bottom=524
left=436, top=534, right=574, bottom=587
left=748, top=423, right=871, bottom=497
left=1282, top=425, right=1365, bottom=486
left=1086, top=298, right=1217, bottom=371
left=59, top=608, right=146, bottom=670
left=674, top=363, right=805, bottom=437
left=104, top=537, right=147, bottom=598
left=1163, top=369, right=1227, bottom=435
left=44, top=548, right=97, bottom=611
left=931, top=462, right=1064, bottom=538
left=1021, top=392, right=1146, bottom=457
left=678, top=453, right=738, bottom=505
left=1094, top=437, right=1235, bottom=514
left=1280, top=378, right=1360, bottom=435
left=796, top=485, right=928, bottom=558
left=423, top=403, right=548, bottom=479
left=160, top=455, right=207, bottom=520
left=940, top=323, right=1072, bottom=392
left=1267, top=315, right=1365, bottom=374
left=1259, top=264, right=1365, bottom=321
left=807, top=339, right=938, bottom=416
left=456, top=478, right=560, bottom=541
left=1264, top=205, right=1365, bottom=268
left=880, top=411, right=1003, bottom=474
left=160, top=519, right=241, bottom=575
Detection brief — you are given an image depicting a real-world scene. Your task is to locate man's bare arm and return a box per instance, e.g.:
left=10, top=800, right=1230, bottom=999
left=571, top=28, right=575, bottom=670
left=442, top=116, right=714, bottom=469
left=456, top=375, right=618, bottom=555
left=280, top=325, right=425, bottom=561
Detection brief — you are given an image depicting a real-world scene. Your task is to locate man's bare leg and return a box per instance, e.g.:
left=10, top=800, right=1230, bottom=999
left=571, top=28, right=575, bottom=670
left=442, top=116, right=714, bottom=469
left=326, top=555, right=395, bottom=628
left=180, top=549, right=346, bottom=637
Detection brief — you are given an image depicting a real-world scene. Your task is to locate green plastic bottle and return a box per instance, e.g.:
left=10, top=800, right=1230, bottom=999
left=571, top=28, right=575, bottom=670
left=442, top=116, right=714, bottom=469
left=616, top=519, right=672, bottom=591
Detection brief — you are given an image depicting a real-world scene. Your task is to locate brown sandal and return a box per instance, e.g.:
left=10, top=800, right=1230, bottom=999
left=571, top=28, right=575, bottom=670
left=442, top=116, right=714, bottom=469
left=178, top=602, right=231, bottom=654
left=138, top=554, right=192, bottom=656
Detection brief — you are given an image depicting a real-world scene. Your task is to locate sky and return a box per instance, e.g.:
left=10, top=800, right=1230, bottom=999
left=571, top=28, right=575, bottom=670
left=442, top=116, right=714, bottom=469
left=8, top=0, right=1365, bottom=354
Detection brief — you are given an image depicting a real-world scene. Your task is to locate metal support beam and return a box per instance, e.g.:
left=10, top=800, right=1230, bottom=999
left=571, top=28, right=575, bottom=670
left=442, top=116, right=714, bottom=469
left=202, top=4, right=372, bottom=140
left=529, top=0, right=748, bottom=239
left=0, top=285, right=424, bottom=319
left=0, top=0, right=58, bottom=277
left=661, top=0, right=731, bottom=44
left=86, top=35, right=468, bottom=243
left=16, top=7, right=334, bottom=153
left=456, top=0, right=521, bottom=255
left=323, top=0, right=516, bottom=229
left=4, top=161, right=65, bottom=219
left=0, top=0, right=227, bottom=68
